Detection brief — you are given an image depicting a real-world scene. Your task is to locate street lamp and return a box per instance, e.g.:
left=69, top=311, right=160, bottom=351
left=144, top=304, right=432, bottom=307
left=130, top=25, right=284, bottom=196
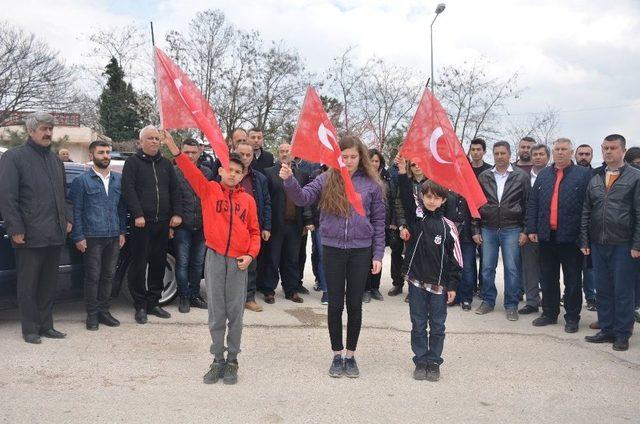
left=430, top=3, right=446, bottom=93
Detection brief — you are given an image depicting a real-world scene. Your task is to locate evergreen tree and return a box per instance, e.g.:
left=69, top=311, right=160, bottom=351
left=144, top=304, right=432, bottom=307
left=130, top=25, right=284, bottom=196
left=98, top=57, right=143, bottom=141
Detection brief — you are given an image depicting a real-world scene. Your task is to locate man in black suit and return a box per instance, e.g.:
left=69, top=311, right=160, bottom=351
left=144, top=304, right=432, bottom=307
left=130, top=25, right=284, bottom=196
left=260, top=143, right=313, bottom=303
left=249, top=127, right=274, bottom=174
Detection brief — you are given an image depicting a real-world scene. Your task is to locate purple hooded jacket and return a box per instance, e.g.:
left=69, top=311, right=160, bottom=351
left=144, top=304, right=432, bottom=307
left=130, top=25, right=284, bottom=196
left=283, top=169, right=386, bottom=261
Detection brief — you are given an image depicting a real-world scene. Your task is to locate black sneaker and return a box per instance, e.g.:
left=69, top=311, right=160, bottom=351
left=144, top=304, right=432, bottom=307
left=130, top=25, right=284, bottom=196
left=190, top=296, right=207, bottom=309
left=532, top=315, right=558, bottom=327
left=413, top=364, right=427, bottom=380
left=564, top=320, right=579, bottom=333
left=344, top=356, right=360, bottom=378
left=135, top=308, right=147, bottom=324
left=518, top=305, right=539, bottom=315
left=363, top=291, right=371, bottom=303
left=313, top=281, right=321, bottom=292
left=297, top=285, right=310, bottom=295
left=321, top=292, right=329, bottom=305
left=586, top=300, right=597, bottom=311
left=179, top=296, right=190, bottom=313
left=370, top=289, right=384, bottom=301
left=148, top=306, right=171, bottom=319
left=329, top=354, right=344, bottom=378
left=203, top=360, right=226, bottom=384
left=223, top=360, right=239, bottom=385
left=388, top=286, right=403, bottom=296
left=426, top=363, right=440, bottom=382
left=461, top=301, right=471, bottom=311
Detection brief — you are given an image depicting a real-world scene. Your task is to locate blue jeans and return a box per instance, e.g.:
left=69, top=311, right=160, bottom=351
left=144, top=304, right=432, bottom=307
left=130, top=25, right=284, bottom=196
left=312, top=230, right=327, bottom=292
left=591, top=243, right=638, bottom=339
left=174, top=227, right=206, bottom=298
left=582, top=268, right=596, bottom=302
left=456, top=241, right=478, bottom=304
left=409, top=284, right=447, bottom=366
left=480, top=228, right=522, bottom=310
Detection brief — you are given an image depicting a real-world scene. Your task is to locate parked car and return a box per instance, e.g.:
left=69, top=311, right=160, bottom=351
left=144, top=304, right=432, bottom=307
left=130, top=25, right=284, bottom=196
left=0, top=160, right=178, bottom=311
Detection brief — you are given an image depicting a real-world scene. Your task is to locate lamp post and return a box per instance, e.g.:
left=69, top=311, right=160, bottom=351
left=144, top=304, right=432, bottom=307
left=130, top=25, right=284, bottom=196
left=430, top=3, right=446, bottom=93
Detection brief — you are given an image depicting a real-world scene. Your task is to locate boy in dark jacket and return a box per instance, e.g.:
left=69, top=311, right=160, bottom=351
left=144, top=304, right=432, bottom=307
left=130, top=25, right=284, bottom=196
left=400, top=177, right=462, bottom=382
left=163, top=131, right=261, bottom=385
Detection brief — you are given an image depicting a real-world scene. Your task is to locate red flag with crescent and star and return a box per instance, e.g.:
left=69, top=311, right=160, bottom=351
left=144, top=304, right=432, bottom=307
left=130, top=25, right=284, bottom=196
left=290, top=86, right=365, bottom=216
left=154, top=46, right=229, bottom=170
left=400, top=88, right=487, bottom=218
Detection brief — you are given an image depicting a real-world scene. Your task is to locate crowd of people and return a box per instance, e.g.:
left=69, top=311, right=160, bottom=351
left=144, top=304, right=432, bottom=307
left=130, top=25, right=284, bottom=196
left=0, top=111, right=638, bottom=386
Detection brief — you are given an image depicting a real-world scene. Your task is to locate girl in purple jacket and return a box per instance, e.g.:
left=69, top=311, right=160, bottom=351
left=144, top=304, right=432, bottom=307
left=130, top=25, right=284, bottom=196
left=280, top=136, right=386, bottom=378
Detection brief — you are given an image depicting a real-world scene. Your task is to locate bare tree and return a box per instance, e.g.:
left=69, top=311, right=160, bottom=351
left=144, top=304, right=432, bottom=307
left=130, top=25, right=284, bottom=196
left=505, top=106, right=560, bottom=146
left=438, top=60, right=520, bottom=147
left=0, top=23, right=76, bottom=125
left=325, top=46, right=369, bottom=133
left=357, top=58, right=422, bottom=153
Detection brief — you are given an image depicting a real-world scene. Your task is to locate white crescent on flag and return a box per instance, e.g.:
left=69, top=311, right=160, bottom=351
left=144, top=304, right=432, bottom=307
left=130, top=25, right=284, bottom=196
left=429, top=127, right=452, bottom=164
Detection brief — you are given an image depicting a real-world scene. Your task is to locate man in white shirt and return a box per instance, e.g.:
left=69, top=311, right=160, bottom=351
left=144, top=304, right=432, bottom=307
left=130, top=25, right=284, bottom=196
left=519, top=144, right=550, bottom=315
left=471, top=141, right=530, bottom=321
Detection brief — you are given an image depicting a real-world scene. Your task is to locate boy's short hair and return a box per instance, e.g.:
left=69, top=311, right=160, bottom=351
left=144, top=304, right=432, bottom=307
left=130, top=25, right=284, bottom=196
left=420, top=179, right=448, bottom=199
left=181, top=138, right=199, bottom=148
left=470, top=138, right=487, bottom=151
left=229, top=152, right=245, bottom=170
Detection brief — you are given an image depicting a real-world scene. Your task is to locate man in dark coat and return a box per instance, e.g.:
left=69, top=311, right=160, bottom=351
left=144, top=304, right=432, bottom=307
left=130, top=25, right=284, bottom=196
left=0, top=112, right=73, bottom=344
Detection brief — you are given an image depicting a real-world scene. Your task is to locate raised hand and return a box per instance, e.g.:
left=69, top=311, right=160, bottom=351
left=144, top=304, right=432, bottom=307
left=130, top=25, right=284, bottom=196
left=161, top=130, right=180, bottom=156
left=279, top=163, right=293, bottom=180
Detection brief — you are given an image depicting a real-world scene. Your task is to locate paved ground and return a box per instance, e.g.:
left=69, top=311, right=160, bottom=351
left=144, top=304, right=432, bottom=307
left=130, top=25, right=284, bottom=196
left=1, top=248, right=638, bottom=424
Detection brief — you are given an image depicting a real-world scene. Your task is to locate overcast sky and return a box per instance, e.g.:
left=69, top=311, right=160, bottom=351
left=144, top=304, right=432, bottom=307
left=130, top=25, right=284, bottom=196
left=4, top=0, right=639, bottom=161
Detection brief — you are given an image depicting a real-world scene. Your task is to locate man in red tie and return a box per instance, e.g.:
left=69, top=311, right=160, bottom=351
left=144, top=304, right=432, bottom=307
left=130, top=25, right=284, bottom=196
left=526, top=138, right=591, bottom=333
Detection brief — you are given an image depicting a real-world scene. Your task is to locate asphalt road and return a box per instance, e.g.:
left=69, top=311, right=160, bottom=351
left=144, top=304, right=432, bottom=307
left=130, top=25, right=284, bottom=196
left=1, top=249, right=638, bottom=424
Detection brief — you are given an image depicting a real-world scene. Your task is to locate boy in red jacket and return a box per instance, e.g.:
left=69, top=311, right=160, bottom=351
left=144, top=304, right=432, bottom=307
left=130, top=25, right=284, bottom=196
left=162, top=131, right=260, bottom=385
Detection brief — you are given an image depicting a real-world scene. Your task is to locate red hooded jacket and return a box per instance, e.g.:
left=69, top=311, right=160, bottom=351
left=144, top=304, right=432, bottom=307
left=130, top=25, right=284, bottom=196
left=175, top=154, right=261, bottom=259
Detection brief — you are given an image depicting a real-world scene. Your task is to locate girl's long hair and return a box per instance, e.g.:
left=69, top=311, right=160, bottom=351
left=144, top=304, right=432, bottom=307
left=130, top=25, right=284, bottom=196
left=319, top=135, right=382, bottom=217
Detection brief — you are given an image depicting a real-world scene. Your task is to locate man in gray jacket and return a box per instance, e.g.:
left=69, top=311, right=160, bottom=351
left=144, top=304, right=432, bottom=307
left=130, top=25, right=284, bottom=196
left=0, top=112, right=73, bottom=344
left=581, top=134, right=640, bottom=351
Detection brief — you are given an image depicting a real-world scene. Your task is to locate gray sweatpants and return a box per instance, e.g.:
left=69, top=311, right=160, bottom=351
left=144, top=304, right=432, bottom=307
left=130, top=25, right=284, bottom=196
left=521, top=242, right=541, bottom=307
left=205, top=249, right=248, bottom=361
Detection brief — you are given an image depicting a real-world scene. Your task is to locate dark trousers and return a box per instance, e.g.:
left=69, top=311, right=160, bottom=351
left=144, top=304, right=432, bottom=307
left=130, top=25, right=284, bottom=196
left=84, top=237, right=119, bottom=315
left=174, top=227, right=206, bottom=299
left=456, top=241, right=478, bottom=304
left=539, top=239, right=583, bottom=322
left=592, top=243, right=637, bottom=340
left=324, top=246, right=371, bottom=351
left=409, top=283, right=447, bottom=366
left=252, top=239, right=268, bottom=301
left=366, top=272, right=381, bottom=291
left=246, top=259, right=257, bottom=302
left=127, top=221, right=169, bottom=311
left=390, top=230, right=405, bottom=287
left=475, top=244, right=484, bottom=291
left=298, top=232, right=308, bottom=284
left=521, top=241, right=541, bottom=307
left=14, top=246, right=62, bottom=336
left=262, top=222, right=303, bottom=296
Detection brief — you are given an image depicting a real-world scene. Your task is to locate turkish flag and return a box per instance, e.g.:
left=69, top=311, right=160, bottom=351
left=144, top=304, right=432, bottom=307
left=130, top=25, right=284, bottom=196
left=291, top=86, right=365, bottom=216
left=400, top=88, right=487, bottom=218
left=154, top=47, right=229, bottom=170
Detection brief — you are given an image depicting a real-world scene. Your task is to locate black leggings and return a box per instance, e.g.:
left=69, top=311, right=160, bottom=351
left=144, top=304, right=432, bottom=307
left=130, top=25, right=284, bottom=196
left=323, top=245, right=371, bottom=351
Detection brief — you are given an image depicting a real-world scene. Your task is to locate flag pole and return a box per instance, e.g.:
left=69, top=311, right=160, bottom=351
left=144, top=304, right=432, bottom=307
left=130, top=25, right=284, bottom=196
left=150, top=21, right=162, bottom=129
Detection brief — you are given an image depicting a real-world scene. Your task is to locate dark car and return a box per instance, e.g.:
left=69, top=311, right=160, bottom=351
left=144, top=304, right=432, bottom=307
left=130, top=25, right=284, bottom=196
left=0, top=161, right=178, bottom=311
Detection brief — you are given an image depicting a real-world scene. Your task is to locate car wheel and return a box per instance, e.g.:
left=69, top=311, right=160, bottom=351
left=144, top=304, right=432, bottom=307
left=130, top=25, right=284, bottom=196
left=121, top=254, right=178, bottom=306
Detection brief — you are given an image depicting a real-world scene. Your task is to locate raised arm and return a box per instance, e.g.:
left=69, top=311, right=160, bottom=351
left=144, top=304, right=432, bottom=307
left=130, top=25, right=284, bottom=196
left=281, top=163, right=325, bottom=207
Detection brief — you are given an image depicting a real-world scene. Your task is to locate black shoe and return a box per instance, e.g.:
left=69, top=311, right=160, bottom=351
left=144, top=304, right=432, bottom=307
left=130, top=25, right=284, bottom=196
left=362, top=291, right=371, bottom=303
left=344, top=356, right=360, bottom=378
left=532, top=315, right=558, bottom=327
left=135, top=308, right=147, bottom=324
left=149, top=306, right=171, bottom=319
left=190, top=296, right=207, bottom=309
left=98, top=312, right=120, bottom=327
left=203, top=360, right=226, bottom=384
left=23, top=334, right=41, bottom=344
left=223, top=360, right=238, bottom=385
left=328, top=354, right=344, bottom=378
left=285, top=293, right=304, bottom=303
left=461, top=301, right=471, bottom=311
left=613, top=338, right=629, bottom=351
left=40, top=328, right=66, bottom=339
left=370, top=289, right=384, bottom=301
left=426, top=363, right=440, bottom=382
left=86, top=314, right=99, bottom=331
left=564, top=320, right=579, bottom=333
left=313, top=281, right=321, bottom=292
left=518, top=305, right=539, bottom=315
left=388, top=286, right=403, bottom=296
left=179, top=296, right=190, bottom=313
left=297, top=285, right=310, bottom=295
left=585, top=331, right=616, bottom=344
left=413, top=364, right=427, bottom=380
left=586, top=300, right=597, bottom=311
left=264, top=294, right=275, bottom=304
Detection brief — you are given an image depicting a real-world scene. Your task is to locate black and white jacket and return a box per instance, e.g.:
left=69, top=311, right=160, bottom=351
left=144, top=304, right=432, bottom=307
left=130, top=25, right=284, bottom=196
left=404, top=208, right=463, bottom=292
